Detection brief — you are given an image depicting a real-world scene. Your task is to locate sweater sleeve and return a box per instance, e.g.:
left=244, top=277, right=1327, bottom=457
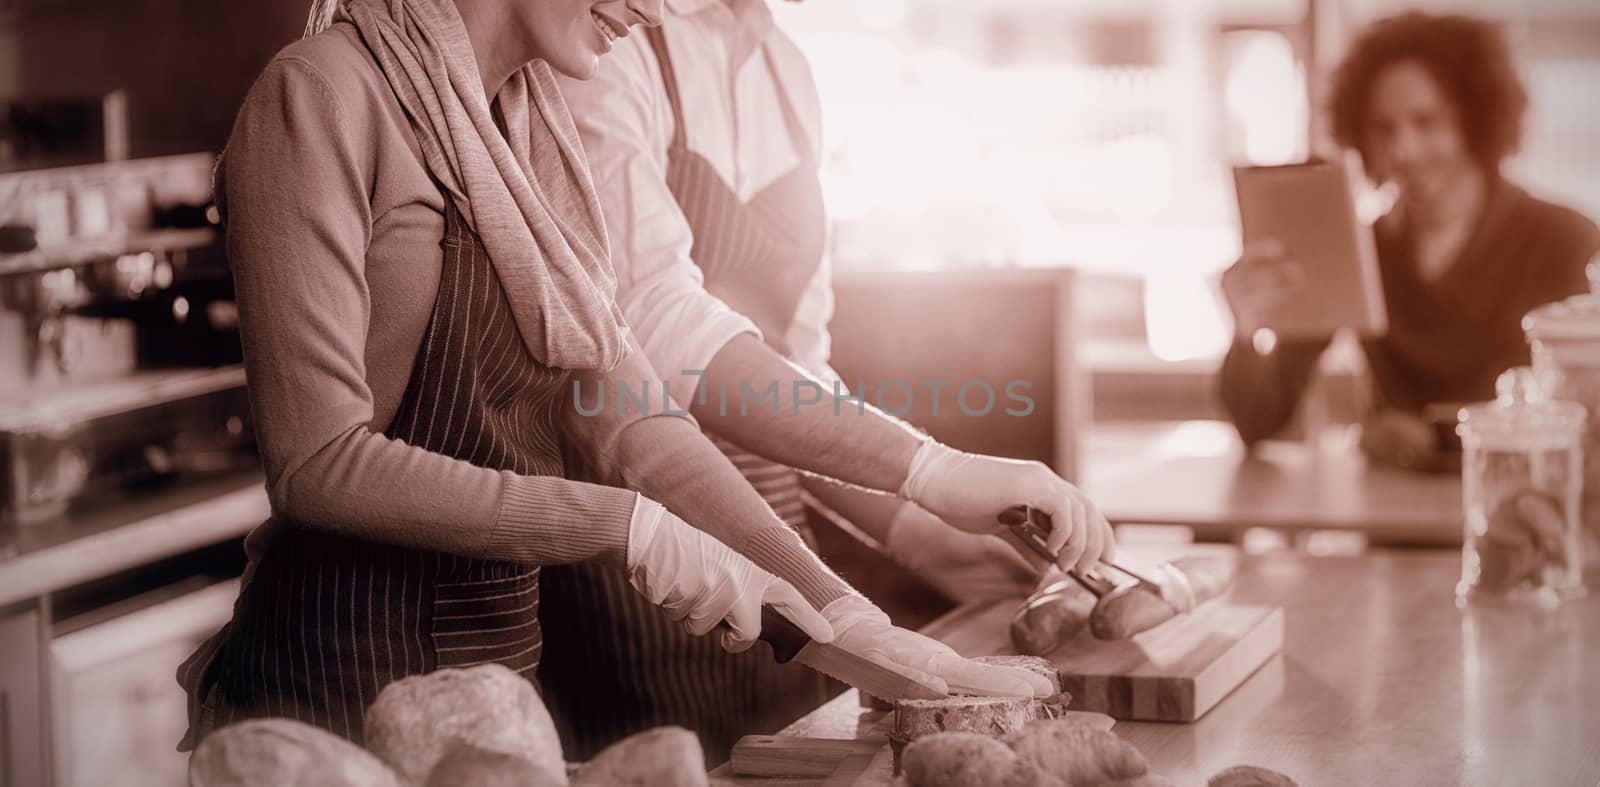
left=224, top=55, right=633, bottom=567
left=1216, top=335, right=1331, bottom=445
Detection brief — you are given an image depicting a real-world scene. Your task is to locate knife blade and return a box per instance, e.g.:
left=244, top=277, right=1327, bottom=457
left=757, top=607, right=947, bottom=701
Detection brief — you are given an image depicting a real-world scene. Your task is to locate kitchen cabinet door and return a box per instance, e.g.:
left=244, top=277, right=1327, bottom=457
left=0, top=605, right=49, bottom=787
left=50, top=579, right=237, bottom=787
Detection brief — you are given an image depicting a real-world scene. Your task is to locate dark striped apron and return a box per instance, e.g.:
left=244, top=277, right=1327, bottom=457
left=538, top=27, right=832, bottom=765
left=178, top=196, right=569, bottom=749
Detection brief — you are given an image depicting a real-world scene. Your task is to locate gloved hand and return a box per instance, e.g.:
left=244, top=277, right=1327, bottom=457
left=883, top=502, right=1038, bottom=603
left=821, top=594, right=1055, bottom=697
left=625, top=496, right=834, bottom=653
left=899, top=438, right=1115, bottom=575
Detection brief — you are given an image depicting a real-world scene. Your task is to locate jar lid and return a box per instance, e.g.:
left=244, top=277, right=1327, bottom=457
left=1523, top=293, right=1600, bottom=343
left=1457, top=367, right=1586, bottom=448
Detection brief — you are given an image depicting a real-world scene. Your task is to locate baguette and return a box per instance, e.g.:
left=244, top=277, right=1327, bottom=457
left=1010, top=581, right=1094, bottom=656
left=1089, top=557, right=1234, bottom=640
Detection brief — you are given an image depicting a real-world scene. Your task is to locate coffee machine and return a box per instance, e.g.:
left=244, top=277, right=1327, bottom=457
left=0, top=147, right=255, bottom=527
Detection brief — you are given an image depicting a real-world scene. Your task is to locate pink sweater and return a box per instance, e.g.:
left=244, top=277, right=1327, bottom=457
left=222, top=24, right=847, bottom=606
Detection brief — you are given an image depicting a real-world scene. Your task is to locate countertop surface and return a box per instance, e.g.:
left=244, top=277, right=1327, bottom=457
left=718, top=548, right=1599, bottom=786
left=1083, top=421, right=1463, bottom=545
left=0, top=471, right=266, bottom=606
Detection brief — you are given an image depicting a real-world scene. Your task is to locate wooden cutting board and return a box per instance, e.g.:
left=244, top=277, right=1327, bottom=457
left=729, top=737, right=896, bottom=786
left=926, top=600, right=1284, bottom=723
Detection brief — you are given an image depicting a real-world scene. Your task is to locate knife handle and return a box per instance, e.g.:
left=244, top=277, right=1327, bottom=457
left=758, top=606, right=811, bottom=664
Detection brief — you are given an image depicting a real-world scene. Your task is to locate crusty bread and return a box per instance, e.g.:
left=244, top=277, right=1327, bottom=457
left=1088, top=586, right=1179, bottom=641
left=363, top=665, right=566, bottom=786
left=894, top=655, right=1070, bottom=741
left=570, top=727, right=707, bottom=787
left=1205, top=764, right=1299, bottom=787
left=895, top=694, right=1040, bottom=740
left=891, top=655, right=1074, bottom=775
left=1011, top=583, right=1094, bottom=656
left=1005, top=720, right=1149, bottom=785
left=188, top=718, right=402, bottom=787
left=425, top=741, right=562, bottom=787
left=901, top=732, right=1047, bottom=787
left=1102, top=774, right=1177, bottom=786
left=972, top=655, right=1066, bottom=694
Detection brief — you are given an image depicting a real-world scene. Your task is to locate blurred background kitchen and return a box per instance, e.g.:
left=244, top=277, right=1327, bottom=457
left=0, top=0, right=1596, bottom=785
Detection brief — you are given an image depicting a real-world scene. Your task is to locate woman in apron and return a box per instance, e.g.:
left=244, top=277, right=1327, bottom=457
left=545, top=0, right=1105, bottom=763
left=176, top=0, right=845, bottom=750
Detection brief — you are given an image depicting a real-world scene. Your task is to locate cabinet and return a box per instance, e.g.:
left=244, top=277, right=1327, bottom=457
left=0, top=605, right=48, bottom=787
left=50, top=578, right=238, bottom=787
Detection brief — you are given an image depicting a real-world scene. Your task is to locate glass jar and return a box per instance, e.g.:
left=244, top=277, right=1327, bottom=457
left=1523, top=292, right=1600, bottom=574
left=1456, top=368, right=1585, bottom=607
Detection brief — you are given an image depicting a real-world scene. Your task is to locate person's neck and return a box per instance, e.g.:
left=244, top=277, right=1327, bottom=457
left=454, top=0, right=534, bottom=98
left=1404, top=166, right=1490, bottom=235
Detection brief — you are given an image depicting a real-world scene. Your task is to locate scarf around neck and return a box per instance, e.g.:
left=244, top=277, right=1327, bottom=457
left=333, top=0, right=628, bottom=371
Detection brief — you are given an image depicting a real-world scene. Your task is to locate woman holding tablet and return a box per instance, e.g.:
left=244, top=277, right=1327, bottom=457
left=1218, top=11, right=1599, bottom=467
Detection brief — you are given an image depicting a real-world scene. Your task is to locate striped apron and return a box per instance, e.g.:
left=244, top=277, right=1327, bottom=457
left=178, top=196, right=569, bottom=748
left=537, top=27, right=832, bottom=765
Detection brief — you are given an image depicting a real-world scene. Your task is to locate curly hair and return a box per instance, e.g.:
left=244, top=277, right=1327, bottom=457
left=1328, top=12, right=1528, bottom=173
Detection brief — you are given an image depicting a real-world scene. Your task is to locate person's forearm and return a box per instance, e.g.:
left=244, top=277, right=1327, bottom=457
left=800, top=475, right=906, bottom=547
left=606, top=410, right=855, bottom=608
left=263, top=424, right=635, bottom=567
left=687, top=333, right=924, bottom=492
left=1217, top=336, right=1328, bottom=445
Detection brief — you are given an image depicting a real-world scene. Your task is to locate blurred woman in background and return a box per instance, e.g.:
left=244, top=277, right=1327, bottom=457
left=1218, top=11, right=1600, bottom=468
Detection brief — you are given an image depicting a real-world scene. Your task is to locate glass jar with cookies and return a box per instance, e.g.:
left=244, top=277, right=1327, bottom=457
left=1456, top=367, right=1585, bottom=607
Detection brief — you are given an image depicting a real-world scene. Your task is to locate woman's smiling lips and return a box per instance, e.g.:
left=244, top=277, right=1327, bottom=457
left=592, top=10, right=629, bottom=48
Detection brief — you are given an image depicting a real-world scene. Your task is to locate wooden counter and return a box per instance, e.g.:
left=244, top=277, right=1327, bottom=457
left=0, top=471, right=266, bottom=608
left=1083, top=421, right=1463, bottom=546
left=719, top=550, right=1599, bottom=786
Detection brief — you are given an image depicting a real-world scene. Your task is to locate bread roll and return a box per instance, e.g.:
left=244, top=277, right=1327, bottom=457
left=1102, top=774, right=1177, bottom=787
left=1005, top=721, right=1149, bottom=785
left=1205, top=764, right=1299, bottom=787
left=188, top=718, right=401, bottom=787
left=1088, top=586, right=1179, bottom=640
left=1051, top=711, right=1116, bottom=732
left=901, top=732, right=1045, bottom=787
left=364, top=664, right=566, bottom=785
left=425, top=741, right=562, bottom=787
left=1011, top=584, right=1092, bottom=656
left=570, top=727, right=708, bottom=787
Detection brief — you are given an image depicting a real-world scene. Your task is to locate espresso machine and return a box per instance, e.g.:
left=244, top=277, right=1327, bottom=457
left=0, top=138, right=255, bottom=527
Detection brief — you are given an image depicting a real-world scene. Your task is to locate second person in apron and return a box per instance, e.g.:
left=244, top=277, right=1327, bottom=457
left=546, top=0, right=1113, bottom=763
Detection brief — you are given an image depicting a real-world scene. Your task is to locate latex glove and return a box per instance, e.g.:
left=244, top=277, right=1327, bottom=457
left=883, top=503, right=1037, bottom=602
left=899, top=439, right=1115, bottom=575
left=821, top=594, right=1055, bottom=698
left=626, top=496, right=834, bottom=652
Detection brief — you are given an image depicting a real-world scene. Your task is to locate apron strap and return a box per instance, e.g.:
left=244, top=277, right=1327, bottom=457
left=645, top=26, right=815, bottom=165
left=644, top=27, right=689, bottom=151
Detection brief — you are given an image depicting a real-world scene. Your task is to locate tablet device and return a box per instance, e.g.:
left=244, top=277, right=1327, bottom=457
left=1231, top=160, right=1387, bottom=338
